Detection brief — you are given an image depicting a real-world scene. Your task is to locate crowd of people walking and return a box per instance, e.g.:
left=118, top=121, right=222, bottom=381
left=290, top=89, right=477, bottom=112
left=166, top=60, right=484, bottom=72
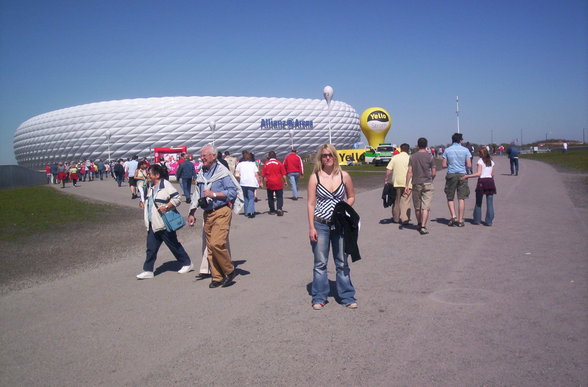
left=47, top=133, right=514, bottom=310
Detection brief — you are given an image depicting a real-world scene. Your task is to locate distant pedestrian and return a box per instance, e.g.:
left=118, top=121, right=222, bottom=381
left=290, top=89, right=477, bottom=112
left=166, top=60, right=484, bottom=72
left=283, top=148, right=304, bottom=200
left=134, top=161, right=149, bottom=202
left=507, top=142, right=520, bottom=176
left=97, top=159, right=105, bottom=180
left=50, top=162, right=58, bottom=184
left=136, top=164, right=193, bottom=279
left=442, top=133, right=472, bottom=227
left=235, top=151, right=262, bottom=218
left=57, top=162, right=67, bottom=188
left=114, top=159, right=125, bottom=187
left=224, top=151, right=238, bottom=175
left=385, top=143, right=412, bottom=228
left=307, top=144, right=357, bottom=310
left=563, top=142, right=568, bottom=153
left=405, top=137, right=436, bottom=234
left=176, top=153, right=195, bottom=203
left=45, top=163, right=52, bottom=184
left=262, top=151, right=287, bottom=216
left=461, top=147, right=496, bottom=226
left=127, top=155, right=139, bottom=199
left=69, top=164, right=79, bottom=187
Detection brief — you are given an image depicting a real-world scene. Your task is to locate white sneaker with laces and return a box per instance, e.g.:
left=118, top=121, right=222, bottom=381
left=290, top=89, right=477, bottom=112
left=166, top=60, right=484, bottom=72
left=178, top=264, right=193, bottom=274
left=136, top=271, right=154, bottom=279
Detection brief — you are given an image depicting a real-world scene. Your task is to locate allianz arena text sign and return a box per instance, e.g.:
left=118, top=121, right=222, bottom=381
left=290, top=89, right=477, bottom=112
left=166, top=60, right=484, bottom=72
left=260, top=119, right=314, bottom=130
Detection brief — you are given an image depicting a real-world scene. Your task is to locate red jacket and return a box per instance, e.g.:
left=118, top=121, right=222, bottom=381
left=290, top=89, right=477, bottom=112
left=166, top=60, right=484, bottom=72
left=283, top=152, right=304, bottom=174
left=262, top=159, right=286, bottom=190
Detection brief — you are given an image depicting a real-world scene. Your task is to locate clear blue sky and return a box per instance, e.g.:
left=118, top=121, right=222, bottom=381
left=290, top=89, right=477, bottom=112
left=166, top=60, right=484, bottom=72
left=1, top=0, right=586, bottom=164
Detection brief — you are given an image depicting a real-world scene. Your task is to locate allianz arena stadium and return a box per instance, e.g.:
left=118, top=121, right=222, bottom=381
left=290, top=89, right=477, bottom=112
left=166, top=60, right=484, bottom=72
left=13, top=96, right=361, bottom=170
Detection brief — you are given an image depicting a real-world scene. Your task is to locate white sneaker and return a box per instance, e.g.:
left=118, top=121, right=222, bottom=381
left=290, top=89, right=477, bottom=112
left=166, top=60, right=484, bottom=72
left=178, top=264, right=193, bottom=274
left=136, top=271, right=154, bottom=279
left=345, top=302, right=358, bottom=309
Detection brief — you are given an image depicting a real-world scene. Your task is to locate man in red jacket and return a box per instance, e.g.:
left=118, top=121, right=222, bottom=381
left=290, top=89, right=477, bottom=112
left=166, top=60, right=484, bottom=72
left=262, top=151, right=288, bottom=216
left=283, top=148, right=304, bottom=200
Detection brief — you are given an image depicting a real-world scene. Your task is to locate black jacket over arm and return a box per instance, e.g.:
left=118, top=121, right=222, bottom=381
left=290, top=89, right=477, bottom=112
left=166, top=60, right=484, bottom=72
left=331, top=201, right=361, bottom=262
left=382, top=183, right=396, bottom=208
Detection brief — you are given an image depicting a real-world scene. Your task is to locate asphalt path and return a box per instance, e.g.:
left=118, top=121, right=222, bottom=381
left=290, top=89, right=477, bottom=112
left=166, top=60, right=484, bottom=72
left=1, top=157, right=587, bottom=386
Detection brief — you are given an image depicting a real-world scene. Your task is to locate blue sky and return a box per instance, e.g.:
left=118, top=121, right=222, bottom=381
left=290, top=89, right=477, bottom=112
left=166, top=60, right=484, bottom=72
left=1, top=0, right=586, bottom=164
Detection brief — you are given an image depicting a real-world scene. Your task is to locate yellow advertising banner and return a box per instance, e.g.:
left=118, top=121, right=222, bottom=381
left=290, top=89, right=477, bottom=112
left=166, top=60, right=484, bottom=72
left=336, top=149, right=370, bottom=164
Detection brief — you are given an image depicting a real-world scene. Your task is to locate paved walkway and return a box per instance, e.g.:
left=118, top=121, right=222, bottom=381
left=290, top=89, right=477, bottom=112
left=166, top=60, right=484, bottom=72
left=1, top=157, right=587, bottom=386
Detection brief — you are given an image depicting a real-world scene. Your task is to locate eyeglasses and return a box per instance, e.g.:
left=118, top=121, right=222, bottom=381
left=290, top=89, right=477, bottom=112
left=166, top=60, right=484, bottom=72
left=201, top=153, right=214, bottom=158
left=321, top=153, right=334, bottom=159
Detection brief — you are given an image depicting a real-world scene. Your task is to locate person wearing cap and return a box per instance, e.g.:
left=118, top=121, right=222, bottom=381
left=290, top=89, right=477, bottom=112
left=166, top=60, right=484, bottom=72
left=442, top=132, right=472, bottom=227
left=283, top=148, right=304, bottom=200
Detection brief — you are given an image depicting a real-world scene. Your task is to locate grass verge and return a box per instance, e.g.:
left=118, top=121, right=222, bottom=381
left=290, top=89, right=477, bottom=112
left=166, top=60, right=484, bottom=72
left=520, top=149, right=588, bottom=172
left=0, top=186, right=122, bottom=241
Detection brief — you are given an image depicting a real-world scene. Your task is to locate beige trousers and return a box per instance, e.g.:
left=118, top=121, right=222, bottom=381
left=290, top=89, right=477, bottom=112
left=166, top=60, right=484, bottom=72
left=203, top=206, right=234, bottom=282
left=393, top=187, right=412, bottom=223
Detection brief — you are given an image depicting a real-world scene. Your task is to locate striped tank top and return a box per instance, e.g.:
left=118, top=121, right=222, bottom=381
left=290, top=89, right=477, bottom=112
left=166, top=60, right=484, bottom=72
left=314, top=172, right=346, bottom=221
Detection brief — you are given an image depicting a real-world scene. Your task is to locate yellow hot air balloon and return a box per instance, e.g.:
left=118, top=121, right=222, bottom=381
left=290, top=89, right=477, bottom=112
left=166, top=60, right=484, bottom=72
left=360, top=107, right=391, bottom=148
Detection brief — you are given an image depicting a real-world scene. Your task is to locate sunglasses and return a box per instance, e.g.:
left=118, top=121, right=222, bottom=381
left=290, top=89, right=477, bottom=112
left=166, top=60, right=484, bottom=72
left=321, top=153, right=334, bottom=159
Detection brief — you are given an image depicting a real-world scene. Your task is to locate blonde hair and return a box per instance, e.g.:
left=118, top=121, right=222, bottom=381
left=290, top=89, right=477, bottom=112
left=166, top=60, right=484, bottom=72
left=312, top=144, right=341, bottom=175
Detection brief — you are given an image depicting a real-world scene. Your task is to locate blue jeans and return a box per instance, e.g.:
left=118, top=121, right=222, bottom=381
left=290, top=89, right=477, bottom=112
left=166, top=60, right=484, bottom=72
left=144, top=224, right=191, bottom=272
left=510, top=158, right=519, bottom=175
left=311, top=221, right=356, bottom=305
left=473, top=192, right=494, bottom=225
left=267, top=189, right=283, bottom=212
left=181, top=178, right=192, bottom=200
left=242, top=186, right=256, bottom=215
left=287, top=172, right=300, bottom=198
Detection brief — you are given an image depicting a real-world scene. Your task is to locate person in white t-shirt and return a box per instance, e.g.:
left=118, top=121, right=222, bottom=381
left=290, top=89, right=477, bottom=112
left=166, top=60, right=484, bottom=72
left=461, top=147, right=496, bottom=226
left=235, top=151, right=262, bottom=218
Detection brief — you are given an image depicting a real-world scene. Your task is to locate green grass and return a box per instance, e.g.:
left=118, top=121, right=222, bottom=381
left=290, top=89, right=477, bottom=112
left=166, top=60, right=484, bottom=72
left=295, top=162, right=384, bottom=186
left=520, top=149, right=588, bottom=172
left=0, top=186, right=117, bottom=241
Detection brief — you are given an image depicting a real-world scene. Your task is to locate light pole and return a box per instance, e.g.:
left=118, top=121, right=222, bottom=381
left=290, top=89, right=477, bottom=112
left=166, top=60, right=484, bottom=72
left=106, top=130, right=111, bottom=161
left=209, top=121, right=216, bottom=146
left=289, top=128, right=294, bottom=150
left=456, top=96, right=460, bottom=134
left=323, top=85, right=333, bottom=144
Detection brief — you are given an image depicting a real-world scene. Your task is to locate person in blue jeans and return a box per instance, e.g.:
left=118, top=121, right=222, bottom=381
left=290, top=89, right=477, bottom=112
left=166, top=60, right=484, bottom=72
left=307, top=144, right=357, bottom=310
left=507, top=142, right=520, bottom=176
left=235, top=151, right=262, bottom=218
left=461, top=147, right=496, bottom=226
left=175, top=154, right=195, bottom=203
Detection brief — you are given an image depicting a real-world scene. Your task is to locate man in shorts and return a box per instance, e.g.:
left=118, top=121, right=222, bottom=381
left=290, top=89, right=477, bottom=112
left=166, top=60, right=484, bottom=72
left=442, top=133, right=472, bottom=227
left=126, top=155, right=139, bottom=199
left=405, top=137, right=436, bottom=235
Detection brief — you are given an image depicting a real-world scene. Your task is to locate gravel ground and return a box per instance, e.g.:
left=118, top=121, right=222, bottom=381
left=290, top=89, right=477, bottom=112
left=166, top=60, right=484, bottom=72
left=0, top=172, right=385, bottom=294
left=1, top=158, right=586, bottom=386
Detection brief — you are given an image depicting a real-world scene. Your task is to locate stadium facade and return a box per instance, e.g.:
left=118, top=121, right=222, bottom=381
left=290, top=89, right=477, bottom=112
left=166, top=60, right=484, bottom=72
left=13, top=96, right=360, bottom=170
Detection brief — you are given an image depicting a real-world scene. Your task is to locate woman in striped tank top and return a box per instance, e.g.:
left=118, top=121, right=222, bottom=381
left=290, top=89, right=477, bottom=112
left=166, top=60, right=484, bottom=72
left=307, top=144, right=357, bottom=310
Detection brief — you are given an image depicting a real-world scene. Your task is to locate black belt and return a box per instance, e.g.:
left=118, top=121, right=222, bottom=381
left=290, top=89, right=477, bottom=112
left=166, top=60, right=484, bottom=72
left=314, top=215, right=332, bottom=225
left=204, top=204, right=228, bottom=214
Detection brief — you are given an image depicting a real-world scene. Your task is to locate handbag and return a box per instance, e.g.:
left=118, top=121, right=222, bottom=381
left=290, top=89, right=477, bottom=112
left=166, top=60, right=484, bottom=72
left=161, top=209, right=186, bottom=232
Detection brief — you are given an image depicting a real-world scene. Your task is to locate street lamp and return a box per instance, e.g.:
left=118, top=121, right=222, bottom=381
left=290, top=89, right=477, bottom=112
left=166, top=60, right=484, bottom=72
left=209, top=121, right=216, bottom=146
left=323, top=85, right=333, bottom=144
left=289, top=128, right=294, bottom=150
left=106, top=130, right=111, bottom=161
